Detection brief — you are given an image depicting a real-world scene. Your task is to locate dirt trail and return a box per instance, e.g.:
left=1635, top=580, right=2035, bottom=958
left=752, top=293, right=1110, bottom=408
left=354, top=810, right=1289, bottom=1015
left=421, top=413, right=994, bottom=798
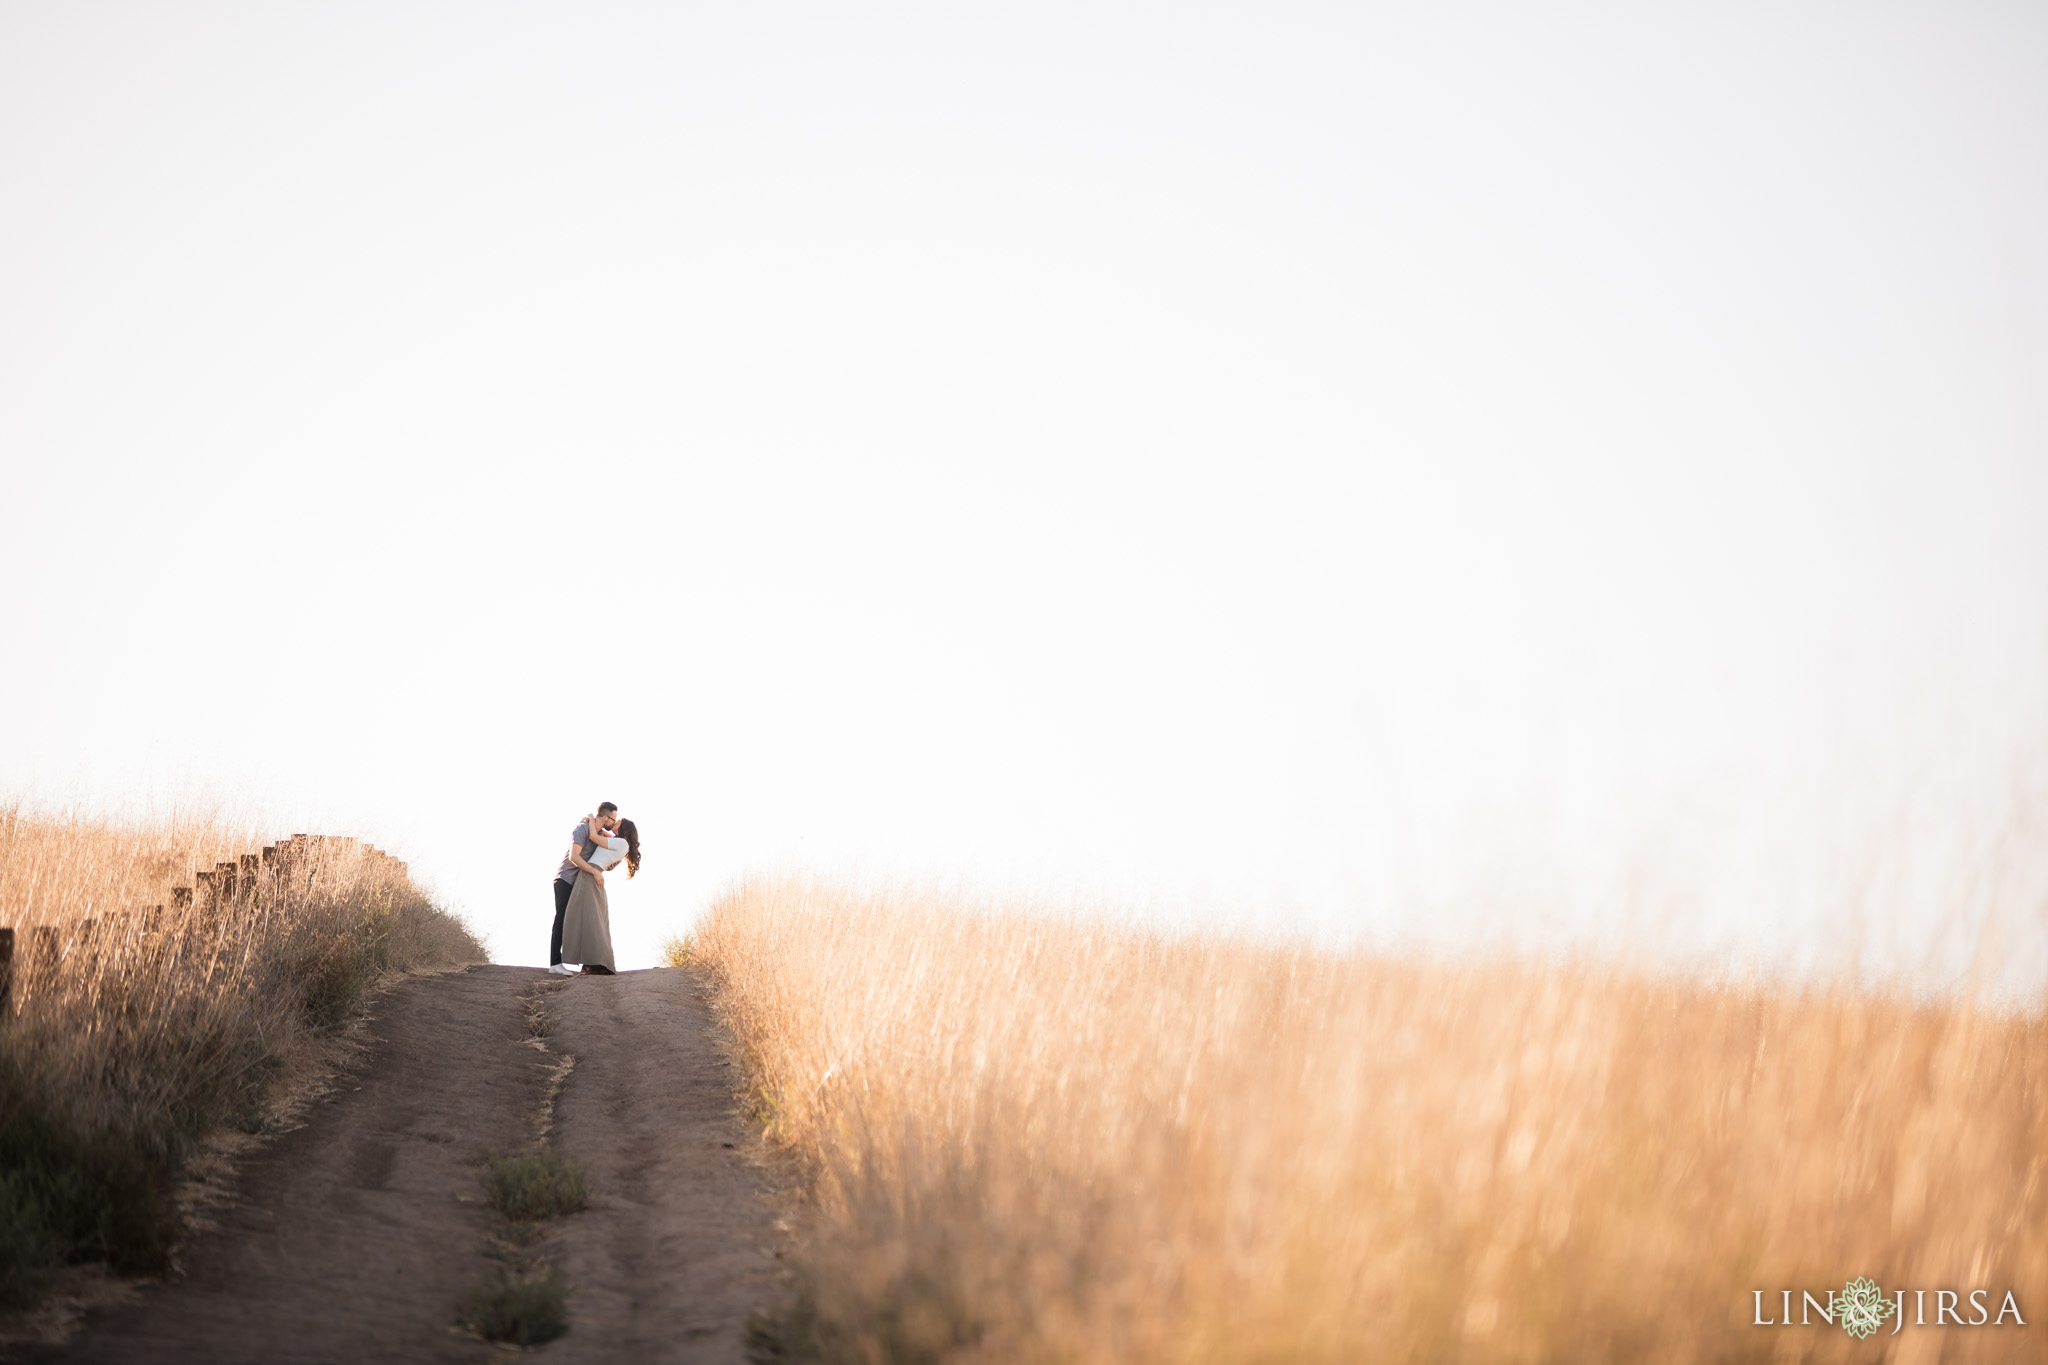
left=28, top=965, right=783, bottom=1365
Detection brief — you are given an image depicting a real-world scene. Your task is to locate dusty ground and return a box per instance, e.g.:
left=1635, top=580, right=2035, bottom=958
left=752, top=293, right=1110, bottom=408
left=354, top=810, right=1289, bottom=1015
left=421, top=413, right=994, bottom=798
left=21, top=964, right=783, bottom=1365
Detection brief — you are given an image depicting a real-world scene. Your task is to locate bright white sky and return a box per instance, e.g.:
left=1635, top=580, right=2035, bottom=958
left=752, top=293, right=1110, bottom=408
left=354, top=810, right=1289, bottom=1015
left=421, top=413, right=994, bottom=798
left=4, top=2, right=2045, bottom=979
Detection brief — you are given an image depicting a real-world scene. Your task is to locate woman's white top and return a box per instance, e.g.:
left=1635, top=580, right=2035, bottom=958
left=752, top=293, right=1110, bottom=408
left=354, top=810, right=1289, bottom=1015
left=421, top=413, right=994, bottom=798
left=587, top=835, right=628, bottom=870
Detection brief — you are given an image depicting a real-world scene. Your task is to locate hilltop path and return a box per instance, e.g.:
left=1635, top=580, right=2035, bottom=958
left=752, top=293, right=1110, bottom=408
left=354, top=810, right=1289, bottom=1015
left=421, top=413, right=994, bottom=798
left=32, top=965, right=782, bottom=1365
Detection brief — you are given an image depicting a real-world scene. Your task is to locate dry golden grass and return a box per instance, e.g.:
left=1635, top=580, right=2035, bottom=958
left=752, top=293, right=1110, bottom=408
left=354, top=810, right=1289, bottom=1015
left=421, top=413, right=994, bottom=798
left=690, top=878, right=2047, bottom=1364
left=0, top=802, right=483, bottom=1301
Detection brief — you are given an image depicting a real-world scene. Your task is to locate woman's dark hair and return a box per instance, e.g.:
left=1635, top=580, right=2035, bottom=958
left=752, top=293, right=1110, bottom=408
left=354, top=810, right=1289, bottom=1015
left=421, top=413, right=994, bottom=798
left=615, top=818, right=642, bottom=877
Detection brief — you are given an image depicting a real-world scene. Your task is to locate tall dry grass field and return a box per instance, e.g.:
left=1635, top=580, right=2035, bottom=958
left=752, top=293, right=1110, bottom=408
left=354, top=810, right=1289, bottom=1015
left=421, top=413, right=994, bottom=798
left=0, top=803, right=483, bottom=1304
left=692, top=879, right=2046, bottom=1364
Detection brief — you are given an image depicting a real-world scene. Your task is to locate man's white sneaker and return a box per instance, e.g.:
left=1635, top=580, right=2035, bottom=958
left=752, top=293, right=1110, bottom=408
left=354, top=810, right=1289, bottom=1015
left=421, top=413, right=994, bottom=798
left=548, top=963, right=574, bottom=975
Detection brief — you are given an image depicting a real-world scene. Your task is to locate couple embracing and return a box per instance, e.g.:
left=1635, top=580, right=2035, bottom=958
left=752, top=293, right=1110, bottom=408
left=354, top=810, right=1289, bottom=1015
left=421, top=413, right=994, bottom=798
left=549, top=801, right=642, bottom=976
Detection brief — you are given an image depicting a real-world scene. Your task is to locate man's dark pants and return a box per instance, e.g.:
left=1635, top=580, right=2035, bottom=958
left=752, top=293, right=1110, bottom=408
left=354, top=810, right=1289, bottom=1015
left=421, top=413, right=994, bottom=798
left=550, top=877, right=575, bottom=966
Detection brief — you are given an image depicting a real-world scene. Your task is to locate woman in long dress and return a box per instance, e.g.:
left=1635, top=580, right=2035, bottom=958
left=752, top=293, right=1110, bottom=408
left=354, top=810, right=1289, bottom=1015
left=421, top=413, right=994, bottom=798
left=559, top=818, right=640, bottom=974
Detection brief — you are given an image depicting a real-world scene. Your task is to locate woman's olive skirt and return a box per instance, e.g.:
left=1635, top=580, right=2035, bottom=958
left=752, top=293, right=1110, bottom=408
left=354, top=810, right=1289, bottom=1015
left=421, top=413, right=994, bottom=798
left=558, top=868, right=616, bottom=972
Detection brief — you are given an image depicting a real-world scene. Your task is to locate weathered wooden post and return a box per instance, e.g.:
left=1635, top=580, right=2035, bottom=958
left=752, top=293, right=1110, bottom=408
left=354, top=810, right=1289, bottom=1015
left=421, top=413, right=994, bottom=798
left=31, top=925, right=58, bottom=991
left=0, top=927, right=12, bottom=1018
left=261, top=843, right=287, bottom=911
left=136, top=903, right=167, bottom=969
left=212, top=868, right=233, bottom=914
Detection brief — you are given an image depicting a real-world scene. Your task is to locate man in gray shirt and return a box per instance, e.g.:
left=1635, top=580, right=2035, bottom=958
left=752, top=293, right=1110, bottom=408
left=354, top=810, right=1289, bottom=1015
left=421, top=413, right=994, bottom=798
left=550, top=801, right=618, bottom=973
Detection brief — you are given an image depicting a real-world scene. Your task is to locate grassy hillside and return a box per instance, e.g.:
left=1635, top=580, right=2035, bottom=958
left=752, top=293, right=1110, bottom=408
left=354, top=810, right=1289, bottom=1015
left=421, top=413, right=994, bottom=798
left=0, top=805, right=484, bottom=1305
left=689, top=878, right=2046, bottom=1364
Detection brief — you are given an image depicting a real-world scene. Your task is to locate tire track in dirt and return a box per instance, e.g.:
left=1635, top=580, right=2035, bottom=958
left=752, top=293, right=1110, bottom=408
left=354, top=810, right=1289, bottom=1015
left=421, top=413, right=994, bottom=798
left=25, top=965, right=781, bottom=1364
left=541, top=967, right=783, bottom=1361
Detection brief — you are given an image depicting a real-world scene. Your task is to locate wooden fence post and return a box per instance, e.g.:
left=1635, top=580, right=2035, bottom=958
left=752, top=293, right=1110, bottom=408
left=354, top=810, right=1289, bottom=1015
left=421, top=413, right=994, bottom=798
left=0, top=927, right=12, bottom=1018
left=136, top=904, right=167, bottom=967
left=261, top=843, right=286, bottom=908
left=31, top=925, right=58, bottom=987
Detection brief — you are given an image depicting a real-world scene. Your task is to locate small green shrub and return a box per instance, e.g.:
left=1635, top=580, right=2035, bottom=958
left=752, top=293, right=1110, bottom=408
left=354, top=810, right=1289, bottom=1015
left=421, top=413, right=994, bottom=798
left=481, top=1150, right=586, bottom=1223
left=0, top=1063, right=184, bottom=1304
left=463, top=1267, right=570, bottom=1345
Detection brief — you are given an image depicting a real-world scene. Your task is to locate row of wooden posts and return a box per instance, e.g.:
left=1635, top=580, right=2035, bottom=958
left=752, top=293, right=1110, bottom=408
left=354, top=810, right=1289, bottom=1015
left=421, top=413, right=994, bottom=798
left=0, top=835, right=408, bottom=1018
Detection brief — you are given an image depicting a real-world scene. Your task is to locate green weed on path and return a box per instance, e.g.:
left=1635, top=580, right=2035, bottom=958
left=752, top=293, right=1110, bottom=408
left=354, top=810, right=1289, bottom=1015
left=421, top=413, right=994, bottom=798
left=481, top=1150, right=586, bottom=1224
left=462, top=1267, right=570, bottom=1346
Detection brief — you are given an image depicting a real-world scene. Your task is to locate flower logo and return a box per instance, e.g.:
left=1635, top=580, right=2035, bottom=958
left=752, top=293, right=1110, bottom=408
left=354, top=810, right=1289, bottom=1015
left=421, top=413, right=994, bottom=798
left=1832, top=1277, right=1896, bottom=1339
